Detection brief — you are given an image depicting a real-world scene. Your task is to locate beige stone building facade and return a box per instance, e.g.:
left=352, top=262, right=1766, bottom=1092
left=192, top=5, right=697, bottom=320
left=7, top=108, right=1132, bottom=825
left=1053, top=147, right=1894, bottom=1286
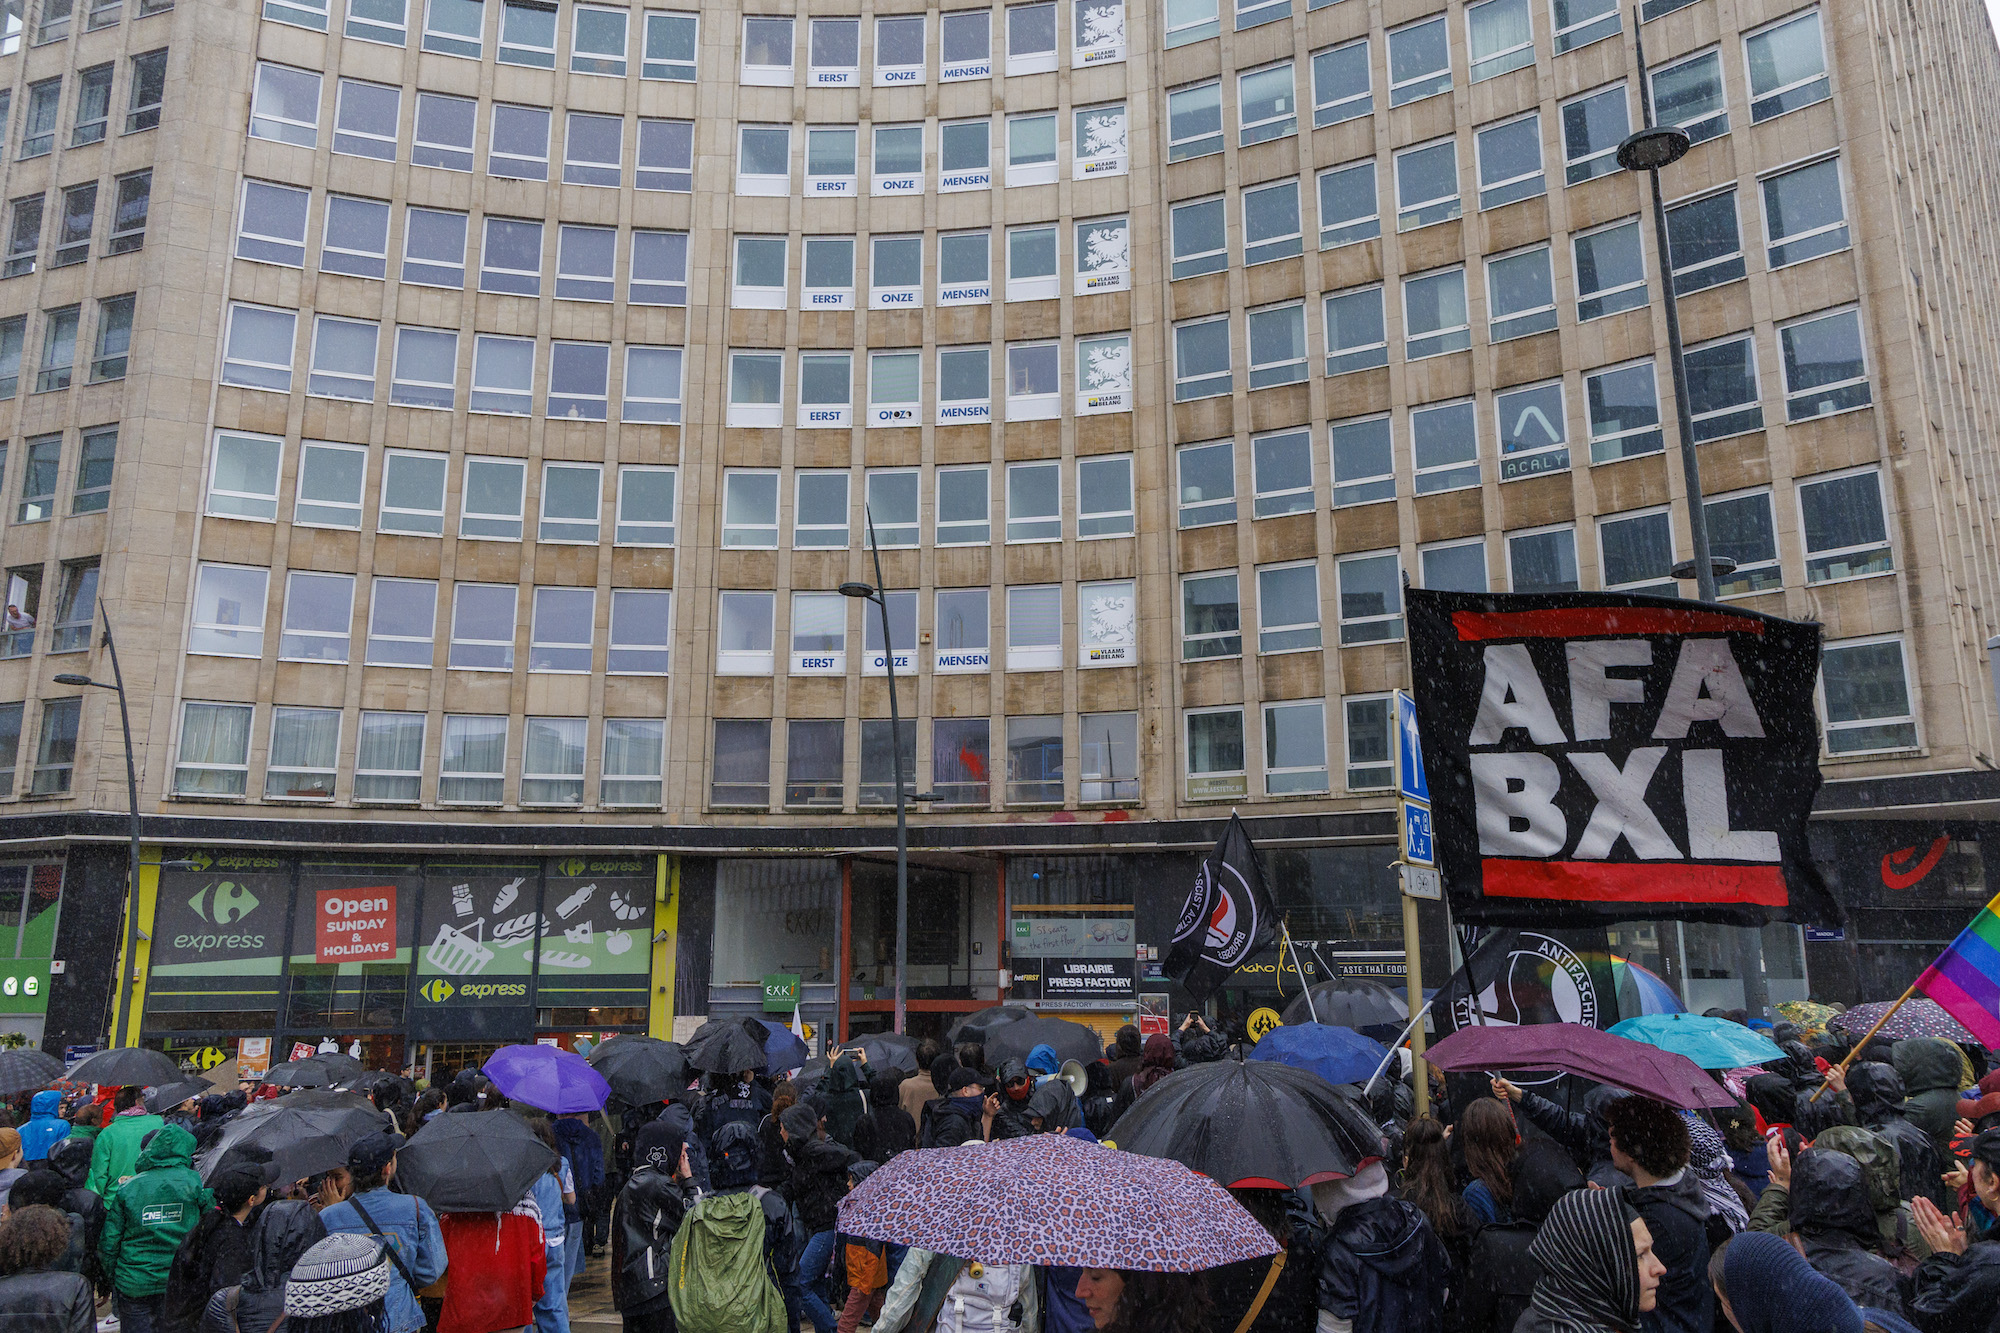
left=0, top=0, right=1995, bottom=1054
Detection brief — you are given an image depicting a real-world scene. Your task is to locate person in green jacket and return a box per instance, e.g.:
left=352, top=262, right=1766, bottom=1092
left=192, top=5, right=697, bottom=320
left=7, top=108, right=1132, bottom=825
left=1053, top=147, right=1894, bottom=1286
left=85, top=1087, right=166, bottom=1198
left=98, top=1123, right=214, bottom=1333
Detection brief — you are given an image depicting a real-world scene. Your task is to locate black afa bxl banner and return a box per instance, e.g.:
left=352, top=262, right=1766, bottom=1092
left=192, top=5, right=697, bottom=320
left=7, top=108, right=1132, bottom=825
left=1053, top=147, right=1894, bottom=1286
left=1406, top=589, right=1838, bottom=928
left=1164, top=812, right=1278, bottom=1003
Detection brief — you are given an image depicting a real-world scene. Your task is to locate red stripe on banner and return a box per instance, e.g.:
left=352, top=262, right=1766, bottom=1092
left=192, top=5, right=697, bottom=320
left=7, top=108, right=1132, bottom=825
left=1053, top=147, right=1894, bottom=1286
left=1451, top=607, right=1766, bottom=641
left=1482, top=859, right=1788, bottom=905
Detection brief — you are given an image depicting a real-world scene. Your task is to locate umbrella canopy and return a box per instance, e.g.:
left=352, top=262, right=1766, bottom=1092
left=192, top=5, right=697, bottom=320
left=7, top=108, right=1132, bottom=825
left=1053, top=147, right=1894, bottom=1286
left=1830, top=999, right=1976, bottom=1045
left=686, top=1020, right=773, bottom=1077
left=263, top=1054, right=364, bottom=1089
left=1247, top=1023, right=1389, bottom=1088
left=1777, top=1001, right=1840, bottom=1040
left=202, top=1057, right=240, bottom=1087
left=66, top=1047, right=182, bottom=1089
left=1422, top=1023, right=1734, bottom=1110
left=587, top=1036, right=689, bottom=1105
left=397, top=1110, right=557, bottom=1212
left=1108, top=1059, right=1385, bottom=1189
left=483, top=1045, right=610, bottom=1113
left=1607, top=1014, right=1785, bottom=1070
left=788, top=1056, right=830, bottom=1095
left=0, top=1048, right=63, bottom=1096
left=238, top=1089, right=390, bottom=1142
left=199, top=1107, right=355, bottom=1185
left=1611, top=957, right=1686, bottom=1017
left=838, top=1132, right=1280, bottom=1270
left=983, top=1017, right=1103, bottom=1068
left=839, top=1033, right=920, bottom=1075
left=755, top=1019, right=810, bottom=1073
left=146, top=1080, right=211, bottom=1114
left=1279, top=979, right=1409, bottom=1030
left=946, top=1005, right=1037, bottom=1049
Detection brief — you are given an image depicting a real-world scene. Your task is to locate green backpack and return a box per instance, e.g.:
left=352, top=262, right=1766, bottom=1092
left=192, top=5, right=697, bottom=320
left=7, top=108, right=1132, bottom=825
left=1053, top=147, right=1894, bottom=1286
left=668, top=1191, right=787, bottom=1333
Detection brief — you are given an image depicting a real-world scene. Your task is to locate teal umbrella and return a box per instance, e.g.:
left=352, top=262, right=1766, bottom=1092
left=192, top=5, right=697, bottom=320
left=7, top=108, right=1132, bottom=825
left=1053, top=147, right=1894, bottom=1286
left=1607, top=1013, right=1785, bottom=1070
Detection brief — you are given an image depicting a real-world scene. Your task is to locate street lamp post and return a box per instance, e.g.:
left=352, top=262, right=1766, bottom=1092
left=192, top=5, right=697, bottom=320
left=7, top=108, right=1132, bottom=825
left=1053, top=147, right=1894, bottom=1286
left=841, top=508, right=931, bottom=1036
left=1620, top=7, right=1767, bottom=1019
left=53, top=612, right=142, bottom=1048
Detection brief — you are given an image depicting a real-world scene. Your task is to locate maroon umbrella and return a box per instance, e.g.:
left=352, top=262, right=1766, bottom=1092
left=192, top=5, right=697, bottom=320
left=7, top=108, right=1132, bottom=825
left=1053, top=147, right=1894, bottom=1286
left=837, top=1132, right=1280, bottom=1270
left=1423, top=1023, right=1735, bottom=1109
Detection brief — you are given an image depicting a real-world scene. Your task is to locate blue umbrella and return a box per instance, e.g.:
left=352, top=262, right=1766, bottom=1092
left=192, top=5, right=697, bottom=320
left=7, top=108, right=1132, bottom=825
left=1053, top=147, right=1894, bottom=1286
left=1248, top=1023, right=1389, bottom=1088
left=482, top=1044, right=610, bottom=1112
left=1606, top=1014, right=1785, bottom=1070
left=753, top=1018, right=810, bottom=1073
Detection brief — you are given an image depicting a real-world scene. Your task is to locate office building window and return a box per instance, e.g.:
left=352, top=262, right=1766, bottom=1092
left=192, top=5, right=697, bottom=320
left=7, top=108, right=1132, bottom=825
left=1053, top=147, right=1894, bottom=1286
left=1781, top=308, right=1870, bottom=421
left=1248, top=303, right=1307, bottom=388
left=790, top=592, right=845, bottom=676
left=1746, top=9, right=1828, bottom=121
left=1507, top=526, right=1580, bottom=592
left=875, top=12, right=924, bottom=82
left=1069, top=454, right=1130, bottom=539
left=479, top=217, right=542, bottom=295
left=237, top=181, right=309, bottom=267
left=1320, top=163, right=1382, bottom=251
left=71, top=64, right=112, bottom=145
left=469, top=334, right=531, bottom=414
left=630, top=230, right=689, bottom=306
left=35, top=308, right=77, bottom=392
left=1468, top=0, right=1531, bottom=80
left=1167, top=81, right=1222, bottom=161
left=642, top=10, right=695, bottom=79
left=1335, top=552, right=1401, bottom=644
left=1175, top=316, right=1232, bottom=400
left=798, top=352, right=852, bottom=429
left=107, top=173, right=150, bottom=254
left=571, top=4, right=626, bottom=75
left=402, top=208, right=467, bottom=288
left=4, top=197, right=41, bottom=277
left=1488, top=245, right=1557, bottom=341
left=1313, top=38, right=1370, bottom=125
left=0, top=316, right=23, bottom=398
left=933, top=719, right=991, bottom=806
left=1476, top=113, right=1544, bottom=209
left=307, top=316, right=378, bottom=401
left=1004, top=717, right=1062, bottom=804
left=489, top=103, right=549, bottom=180
left=346, top=0, right=406, bottom=45
left=934, top=588, right=989, bottom=672
left=792, top=470, right=849, bottom=549
left=1006, top=585, right=1062, bottom=670
left=1078, top=712, right=1137, bottom=802
left=389, top=326, right=456, bottom=409
left=728, top=352, right=783, bottom=427
left=737, top=124, right=791, bottom=194
left=1006, top=111, right=1058, bottom=184
left=1554, top=0, right=1617, bottom=51
left=1404, top=268, right=1470, bottom=359
left=365, top=579, right=437, bottom=667
left=782, top=721, right=842, bottom=809
left=622, top=346, right=683, bottom=424
left=1264, top=700, right=1327, bottom=795
left=90, top=295, right=134, bottom=382
left=1574, top=219, right=1646, bottom=320
left=458, top=457, right=523, bottom=540
left=740, top=14, right=791, bottom=84
left=438, top=715, right=506, bottom=804
left=19, top=80, right=59, bottom=157
left=278, top=571, right=353, bottom=663
left=1181, top=572, right=1239, bottom=660
left=1798, top=467, right=1891, bottom=583
left=1345, top=696, right=1392, bottom=789
left=250, top=63, right=320, bottom=146
left=608, top=590, right=671, bottom=674
left=539, top=462, right=600, bottom=542
left=1330, top=415, right=1393, bottom=507
left=721, top=470, right=779, bottom=549
left=1257, top=562, right=1320, bottom=653
left=332, top=79, right=399, bottom=162
left=1006, top=341, right=1060, bottom=420
left=559, top=114, right=621, bottom=187
left=637, top=119, right=694, bottom=191
left=806, top=127, right=858, bottom=195
left=1561, top=83, right=1627, bottom=184
left=497, top=0, right=557, bottom=65
left=807, top=16, right=857, bottom=83
left=866, top=469, right=920, bottom=547
left=1238, top=64, right=1296, bottom=145
left=354, top=712, right=424, bottom=802
left=939, top=346, right=990, bottom=422
left=1388, top=14, right=1450, bottom=105
left=716, top=592, right=774, bottom=676
left=174, top=703, right=253, bottom=797
left=941, top=120, right=993, bottom=194
left=266, top=708, right=338, bottom=800
left=1666, top=189, right=1744, bottom=294
left=939, top=229, right=992, bottom=303
left=294, top=442, right=365, bottom=528
left=1706, top=490, right=1781, bottom=595
left=50, top=563, right=98, bottom=653
left=50, top=184, right=94, bottom=267
left=858, top=719, right=915, bottom=807
left=1685, top=334, right=1763, bottom=440
left=379, top=450, right=446, bottom=535
left=1820, top=638, right=1916, bottom=754
left=1496, top=379, right=1568, bottom=480
left=1166, top=0, right=1216, bottom=45
left=546, top=341, right=609, bottom=420
left=28, top=698, right=80, bottom=796
left=870, top=351, right=923, bottom=427
left=1762, top=157, right=1847, bottom=268
left=1586, top=361, right=1663, bottom=463
left=70, top=428, right=113, bottom=513
left=871, top=234, right=923, bottom=307
left=873, top=122, right=924, bottom=195
left=1420, top=540, right=1488, bottom=591
left=1006, top=3, right=1056, bottom=74
left=421, top=0, right=482, bottom=56
left=1395, top=138, right=1459, bottom=231
left=1598, top=508, right=1677, bottom=594
left=937, top=467, right=990, bottom=545
left=1170, top=197, right=1227, bottom=280
left=1241, top=181, right=1302, bottom=268
left=1006, top=460, right=1060, bottom=542
left=189, top=563, right=269, bottom=657
left=1652, top=49, right=1728, bottom=144
left=523, top=586, right=591, bottom=673
left=1178, top=440, right=1235, bottom=527
left=16, top=436, right=57, bottom=521
left=1186, top=708, right=1245, bottom=800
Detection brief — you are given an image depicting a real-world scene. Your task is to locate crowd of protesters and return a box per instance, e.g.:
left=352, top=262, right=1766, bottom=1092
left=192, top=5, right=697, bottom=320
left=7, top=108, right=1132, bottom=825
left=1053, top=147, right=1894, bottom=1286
left=4, top=1010, right=2000, bottom=1333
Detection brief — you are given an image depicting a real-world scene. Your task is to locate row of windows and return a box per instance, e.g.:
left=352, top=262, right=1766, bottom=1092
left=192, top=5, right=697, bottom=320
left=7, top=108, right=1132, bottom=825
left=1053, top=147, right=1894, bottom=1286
left=0, top=295, right=134, bottom=397
left=261, top=0, right=1127, bottom=83
left=1, top=51, right=168, bottom=164
left=5, top=170, right=150, bottom=278
left=731, top=110, right=1128, bottom=195
left=4, top=0, right=170, bottom=51
left=1167, top=8, right=1826, bottom=160
left=1172, top=293, right=1869, bottom=440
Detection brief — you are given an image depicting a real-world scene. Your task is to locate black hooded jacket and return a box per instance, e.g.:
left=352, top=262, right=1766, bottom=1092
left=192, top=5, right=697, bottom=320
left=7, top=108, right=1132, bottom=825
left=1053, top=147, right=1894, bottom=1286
left=1848, top=1061, right=1952, bottom=1212
left=1515, top=1086, right=1630, bottom=1187
left=927, top=1094, right=987, bottom=1149
left=850, top=1074, right=917, bottom=1165
left=1025, top=1079, right=1081, bottom=1132
left=990, top=1061, right=1039, bottom=1141
left=44, top=1140, right=105, bottom=1292
left=1911, top=1240, right=2000, bottom=1332
left=613, top=1120, right=699, bottom=1319
left=1453, top=1140, right=1582, bottom=1333
left=0, top=1268, right=92, bottom=1333
left=1628, top=1169, right=1711, bottom=1333
left=1318, top=1197, right=1449, bottom=1333
left=199, top=1202, right=326, bottom=1333
left=781, top=1114, right=858, bottom=1237
left=1787, top=1150, right=1907, bottom=1316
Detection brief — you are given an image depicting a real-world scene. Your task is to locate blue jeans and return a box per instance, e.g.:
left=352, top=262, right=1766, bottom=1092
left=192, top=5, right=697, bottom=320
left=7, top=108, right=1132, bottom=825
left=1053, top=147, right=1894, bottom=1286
left=786, top=1230, right=840, bottom=1333
left=116, top=1296, right=163, bottom=1333
left=564, top=1220, right=585, bottom=1288
left=535, top=1240, right=571, bottom=1333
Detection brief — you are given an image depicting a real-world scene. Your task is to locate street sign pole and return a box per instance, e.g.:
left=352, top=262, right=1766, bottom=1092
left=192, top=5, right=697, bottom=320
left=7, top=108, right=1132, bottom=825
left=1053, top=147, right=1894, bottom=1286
left=1393, top=690, right=1433, bottom=1117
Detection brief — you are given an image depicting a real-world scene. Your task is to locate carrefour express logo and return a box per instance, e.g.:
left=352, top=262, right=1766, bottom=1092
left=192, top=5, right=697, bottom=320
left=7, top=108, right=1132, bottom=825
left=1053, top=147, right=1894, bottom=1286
left=188, top=881, right=260, bottom=925
left=421, top=979, right=455, bottom=1003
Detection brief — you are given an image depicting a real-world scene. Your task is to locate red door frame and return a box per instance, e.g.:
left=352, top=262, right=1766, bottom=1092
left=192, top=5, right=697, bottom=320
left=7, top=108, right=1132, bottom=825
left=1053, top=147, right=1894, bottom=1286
left=835, top=854, right=1008, bottom=1041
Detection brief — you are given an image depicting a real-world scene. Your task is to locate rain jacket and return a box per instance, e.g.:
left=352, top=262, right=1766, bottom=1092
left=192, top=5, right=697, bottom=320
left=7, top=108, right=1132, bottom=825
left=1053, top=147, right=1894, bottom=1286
left=815, top=1054, right=868, bottom=1148
left=697, top=1080, right=772, bottom=1157
left=86, top=1109, right=166, bottom=1198
left=611, top=1163, right=696, bottom=1318
left=1849, top=1062, right=1953, bottom=1213
left=1626, top=1170, right=1711, bottom=1333
left=927, top=1095, right=987, bottom=1149
left=783, top=1134, right=857, bottom=1236
left=20, top=1092, right=70, bottom=1163
left=46, top=1138, right=106, bottom=1291
left=1910, top=1241, right=2000, bottom=1331
left=554, top=1115, right=606, bottom=1196
left=438, top=1211, right=545, bottom=1333
left=871, top=1249, right=1039, bottom=1333
left=1784, top=1150, right=1906, bottom=1316
left=1894, top=1038, right=1967, bottom=1159
left=98, top=1125, right=214, bottom=1298
left=1515, top=1087, right=1629, bottom=1187
left=1777, top=1126, right=1931, bottom=1263
left=200, top=1200, right=326, bottom=1333
left=1316, top=1166, right=1448, bottom=1333
left=990, top=1061, right=1039, bottom=1141
left=1024, top=1080, right=1081, bottom=1132
left=160, top=1206, right=253, bottom=1333
left=0, top=1265, right=93, bottom=1333
left=320, top=1186, right=447, bottom=1333
left=851, top=1074, right=917, bottom=1164
left=1024, top=1045, right=1061, bottom=1079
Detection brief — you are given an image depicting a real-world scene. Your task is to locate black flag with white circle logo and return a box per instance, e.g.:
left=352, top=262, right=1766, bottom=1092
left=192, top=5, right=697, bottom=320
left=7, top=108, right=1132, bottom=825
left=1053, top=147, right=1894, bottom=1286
left=1165, top=812, right=1279, bottom=1004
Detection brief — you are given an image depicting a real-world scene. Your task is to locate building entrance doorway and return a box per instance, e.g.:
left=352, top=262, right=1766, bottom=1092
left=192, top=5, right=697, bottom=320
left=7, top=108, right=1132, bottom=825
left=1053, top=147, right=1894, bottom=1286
left=842, top=856, right=1000, bottom=1040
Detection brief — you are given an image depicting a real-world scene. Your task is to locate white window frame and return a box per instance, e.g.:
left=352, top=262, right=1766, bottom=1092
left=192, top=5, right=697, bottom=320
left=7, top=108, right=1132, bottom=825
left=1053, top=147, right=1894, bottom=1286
left=1256, top=560, right=1322, bottom=654
left=1263, top=699, right=1328, bottom=796
left=1818, top=635, right=1919, bottom=756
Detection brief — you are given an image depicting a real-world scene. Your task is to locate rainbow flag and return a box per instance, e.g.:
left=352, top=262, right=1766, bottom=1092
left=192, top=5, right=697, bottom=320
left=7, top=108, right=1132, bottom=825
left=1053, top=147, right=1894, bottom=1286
left=1918, top=891, right=2000, bottom=1047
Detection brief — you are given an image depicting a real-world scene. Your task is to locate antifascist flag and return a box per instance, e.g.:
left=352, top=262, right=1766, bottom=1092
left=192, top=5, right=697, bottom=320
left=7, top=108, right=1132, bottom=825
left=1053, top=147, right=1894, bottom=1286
left=1165, top=813, right=1278, bottom=1003
left=1430, top=928, right=1523, bottom=1027
left=1406, top=589, right=1838, bottom=928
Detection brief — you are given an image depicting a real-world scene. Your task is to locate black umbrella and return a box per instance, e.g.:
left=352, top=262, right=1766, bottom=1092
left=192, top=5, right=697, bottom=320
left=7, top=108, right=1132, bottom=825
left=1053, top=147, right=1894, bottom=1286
left=263, top=1054, right=364, bottom=1088
left=397, top=1110, right=557, bottom=1212
left=586, top=1036, right=689, bottom=1105
left=982, top=1017, right=1104, bottom=1068
left=1106, top=1059, right=1386, bottom=1189
left=199, top=1107, right=356, bottom=1185
left=840, top=1033, right=920, bottom=1075
left=0, top=1048, right=63, bottom=1095
left=1279, top=979, right=1408, bottom=1030
left=239, top=1089, right=390, bottom=1141
left=686, top=1020, right=773, bottom=1077
left=65, top=1047, right=181, bottom=1088
left=145, top=1080, right=210, bottom=1114
left=946, top=1005, right=1035, bottom=1048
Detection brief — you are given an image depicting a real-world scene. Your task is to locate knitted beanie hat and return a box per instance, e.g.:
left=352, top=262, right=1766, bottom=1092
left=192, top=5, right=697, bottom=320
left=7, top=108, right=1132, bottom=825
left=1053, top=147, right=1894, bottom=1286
left=284, top=1234, right=392, bottom=1317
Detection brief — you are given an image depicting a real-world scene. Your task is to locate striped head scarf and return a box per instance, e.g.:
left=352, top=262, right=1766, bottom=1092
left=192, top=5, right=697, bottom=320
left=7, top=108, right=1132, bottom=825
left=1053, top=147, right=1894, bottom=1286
left=1525, top=1187, right=1644, bottom=1333
left=1680, top=1109, right=1749, bottom=1233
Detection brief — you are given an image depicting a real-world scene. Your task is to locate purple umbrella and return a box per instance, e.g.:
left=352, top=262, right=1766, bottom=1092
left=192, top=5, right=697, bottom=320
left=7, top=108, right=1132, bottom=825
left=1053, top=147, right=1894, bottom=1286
left=482, top=1044, right=610, bottom=1113
left=838, top=1132, right=1279, bottom=1270
left=1422, top=1023, right=1735, bottom=1110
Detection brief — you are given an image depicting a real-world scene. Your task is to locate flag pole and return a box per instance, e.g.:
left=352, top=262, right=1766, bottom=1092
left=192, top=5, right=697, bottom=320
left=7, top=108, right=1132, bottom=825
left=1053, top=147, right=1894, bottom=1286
left=1283, top=922, right=1320, bottom=1024
left=1810, top=977, right=1920, bottom=1102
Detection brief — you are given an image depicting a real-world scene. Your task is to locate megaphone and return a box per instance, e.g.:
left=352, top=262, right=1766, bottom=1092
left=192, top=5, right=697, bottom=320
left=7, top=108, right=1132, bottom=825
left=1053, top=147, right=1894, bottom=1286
left=1058, top=1059, right=1088, bottom=1097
